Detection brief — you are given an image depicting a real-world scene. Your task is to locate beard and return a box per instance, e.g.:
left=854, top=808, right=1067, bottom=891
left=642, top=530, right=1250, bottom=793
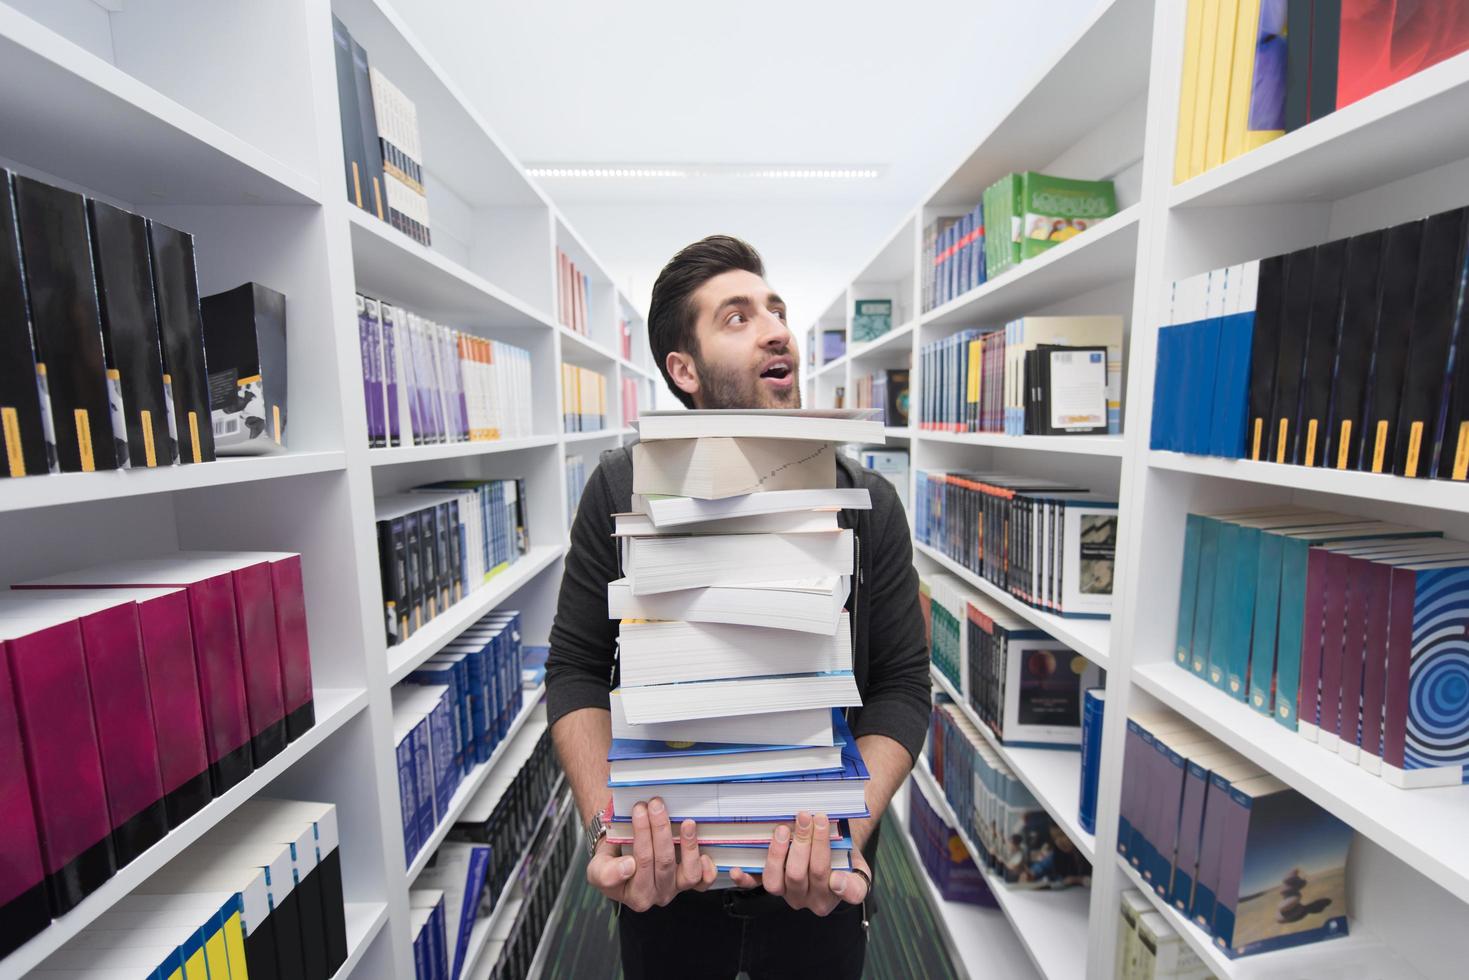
left=693, top=348, right=802, bottom=410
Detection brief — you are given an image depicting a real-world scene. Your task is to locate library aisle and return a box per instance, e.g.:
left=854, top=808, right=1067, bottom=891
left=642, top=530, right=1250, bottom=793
left=1, top=1, right=1468, bottom=979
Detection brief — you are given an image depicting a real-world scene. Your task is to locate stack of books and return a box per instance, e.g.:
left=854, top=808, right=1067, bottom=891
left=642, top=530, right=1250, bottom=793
left=1117, top=889, right=1216, bottom=980
left=1119, top=709, right=1352, bottom=959
left=604, top=408, right=884, bottom=877
left=357, top=294, right=533, bottom=449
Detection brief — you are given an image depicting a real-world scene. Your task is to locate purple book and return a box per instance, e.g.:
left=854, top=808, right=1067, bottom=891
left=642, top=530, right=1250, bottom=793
left=1116, top=719, right=1146, bottom=859
left=357, top=295, right=381, bottom=447
left=224, top=558, right=289, bottom=766
left=1149, top=738, right=1198, bottom=896
left=1358, top=559, right=1396, bottom=770
left=133, top=588, right=213, bottom=823
left=1248, top=0, right=1289, bottom=132
left=2, top=617, right=116, bottom=915
left=0, top=627, right=50, bottom=956
left=1295, top=549, right=1333, bottom=738
left=1169, top=755, right=1215, bottom=912
left=367, top=297, right=385, bottom=447
left=1191, top=771, right=1233, bottom=928
left=382, top=304, right=401, bottom=446
left=1335, top=556, right=1373, bottom=755
left=1314, top=551, right=1354, bottom=749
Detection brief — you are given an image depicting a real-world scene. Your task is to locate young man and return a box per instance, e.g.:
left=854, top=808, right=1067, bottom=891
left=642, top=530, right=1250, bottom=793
left=546, top=235, right=928, bottom=979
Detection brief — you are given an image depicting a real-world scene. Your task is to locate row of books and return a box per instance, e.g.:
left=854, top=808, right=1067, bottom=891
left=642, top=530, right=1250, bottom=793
left=1174, top=0, right=1469, bottom=185
left=0, top=552, right=317, bottom=954
left=1, top=170, right=289, bottom=478
left=1152, top=207, right=1469, bottom=479
left=852, top=298, right=894, bottom=343
left=847, top=368, right=909, bottom=428
left=557, top=250, right=593, bottom=336
left=564, top=454, right=588, bottom=531
left=409, top=887, right=454, bottom=980
left=357, top=294, right=533, bottom=449
left=392, top=609, right=528, bottom=867
left=332, top=15, right=432, bottom=244
left=481, top=803, right=579, bottom=980
left=1175, top=506, right=1469, bottom=788
left=561, top=363, right=608, bottom=433
left=1117, top=889, right=1217, bottom=980
left=409, top=708, right=557, bottom=980
left=29, top=799, right=348, bottom=979
left=374, top=480, right=529, bottom=646
left=1119, top=710, right=1352, bottom=958
left=929, top=699, right=1092, bottom=889
left=924, top=571, right=1104, bottom=747
left=919, top=316, right=1123, bottom=436
left=849, top=446, right=909, bottom=509
left=906, top=772, right=995, bottom=907
left=923, top=202, right=985, bottom=312
left=913, top=470, right=1119, bottom=618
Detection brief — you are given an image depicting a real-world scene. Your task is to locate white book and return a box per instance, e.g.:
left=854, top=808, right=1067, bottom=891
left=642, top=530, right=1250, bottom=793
left=618, top=843, right=851, bottom=872
left=609, top=768, right=867, bottom=821
left=609, top=690, right=833, bottom=746
left=616, top=671, right=861, bottom=725
left=632, top=438, right=837, bottom=499
left=613, top=509, right=839, bottom=537
left=609, top=742, right=843, bottom=785
left=633, top=408, right=882, bottom=443
left=607, top=576, right=849, bottom=634
left=634, top=487, right=871, bottom=527
left=618, top=613, right=851, bottom=686
left=623, top=529, right=853, bottom=595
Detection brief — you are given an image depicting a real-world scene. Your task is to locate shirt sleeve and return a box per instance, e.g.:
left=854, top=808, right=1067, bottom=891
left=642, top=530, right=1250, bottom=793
left=851, top=476, right=931, bottom=763
left=545, top=460, right=620, bottom=727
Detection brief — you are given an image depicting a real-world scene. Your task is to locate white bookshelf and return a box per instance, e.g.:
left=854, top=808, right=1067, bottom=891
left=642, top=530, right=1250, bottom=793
left=0, top=0, right=655, bottom=976
left=809, top=1, right=1469, bottom=977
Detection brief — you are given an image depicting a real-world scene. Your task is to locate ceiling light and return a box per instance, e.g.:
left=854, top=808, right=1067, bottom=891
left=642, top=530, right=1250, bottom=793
left=526, top=165, right=881, bottom=180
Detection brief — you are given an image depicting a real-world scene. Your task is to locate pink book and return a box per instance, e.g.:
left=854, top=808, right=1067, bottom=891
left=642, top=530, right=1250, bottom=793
left=0, top=616, right=115, bottom=914
left=16, top=559, right=255, bottom=793
left=0, top=629, right=49, bottom=956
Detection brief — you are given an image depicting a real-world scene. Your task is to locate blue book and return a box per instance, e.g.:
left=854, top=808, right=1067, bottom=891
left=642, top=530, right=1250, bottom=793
left=1211, top=308, right=1256, bottom=458
left=972, top=202, right=986, bottom=288
left=451, top=846, right=490, bottom=980
left=610, top=714, right=870, bottom=821
left=609, top=710, right=847, bottom=786
left=396, top=728, right=420, bottom=866
left=1078, top=688, right=1104, bottom=835
left=1188, top=318, right=1224, bottom=455
left=1151, top=324, right=1182, bottom=451
left=705, top=836, right=854, bottom=872
left=521, top=644, right=549, bottom=687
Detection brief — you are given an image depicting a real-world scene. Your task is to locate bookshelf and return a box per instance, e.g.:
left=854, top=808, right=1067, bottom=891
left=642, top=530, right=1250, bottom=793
left=0, top=0, right=654, bottom=975
left=810, top=0, right=1469, bottom=976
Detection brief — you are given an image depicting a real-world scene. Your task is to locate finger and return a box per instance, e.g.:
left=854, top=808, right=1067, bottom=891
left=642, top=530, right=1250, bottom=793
left=629, top=802, right=656, bottom=905
left=729, top=867, right=761, bottom=889
left=762, top=823, right=791, bottom=896
left=829, top=868, right=867, bottom=905
left=677, top=819, right=702, bottom=889
left=648, top=798, right=677, bottom=902
left=587, top=850, right=638, bottom=893
left=697, top=855, right=718, bottom=891
left=784, top=811, right=814, bottom=903
left=809, top=814, right=832, bottom=896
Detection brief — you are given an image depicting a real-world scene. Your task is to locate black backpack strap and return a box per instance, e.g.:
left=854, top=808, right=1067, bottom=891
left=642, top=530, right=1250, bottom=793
left=598, top=445, right=636, bottom=513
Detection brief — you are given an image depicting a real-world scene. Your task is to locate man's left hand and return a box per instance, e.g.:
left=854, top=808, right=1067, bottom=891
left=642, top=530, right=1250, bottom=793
left=728, top=811, right=870, bottom=916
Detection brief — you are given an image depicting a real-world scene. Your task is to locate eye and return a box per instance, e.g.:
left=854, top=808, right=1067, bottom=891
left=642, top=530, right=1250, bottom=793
left=727, top=312, right=746, bottom=325
left=772, top=308, right=786, bottom=321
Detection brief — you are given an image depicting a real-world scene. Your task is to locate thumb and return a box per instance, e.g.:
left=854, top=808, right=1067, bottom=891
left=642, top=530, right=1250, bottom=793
left=618, top=855, right=637, bottom=878
left=830, top=869, right=867, bottom=904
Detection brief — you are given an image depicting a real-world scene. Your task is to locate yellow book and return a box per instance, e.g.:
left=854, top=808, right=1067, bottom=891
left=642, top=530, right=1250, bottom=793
left=1224, top=0, right=1262, bottom=160
left=1205, top=0, right=1241, bottom=171
left=1175, top=0, right=1207, bottom=184
left=1189, top=0, right=1222, bottom=179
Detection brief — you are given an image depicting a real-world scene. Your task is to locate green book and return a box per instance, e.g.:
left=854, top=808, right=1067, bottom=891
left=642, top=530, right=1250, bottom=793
left=852, top=299, right=893, bottom=343
left=1017, top=172, right=1117, bottom=261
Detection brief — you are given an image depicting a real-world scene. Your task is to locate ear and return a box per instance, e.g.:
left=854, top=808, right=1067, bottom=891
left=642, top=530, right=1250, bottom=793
left=665, top=350, right=700, bottom=400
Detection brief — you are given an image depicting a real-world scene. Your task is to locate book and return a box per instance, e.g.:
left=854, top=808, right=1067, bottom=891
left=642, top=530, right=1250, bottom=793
left=621, top=528, right=853, bottom=595
left=1361, top=219, right=1425, bottom=473
left=12, top=175, right=119, bottom=473
left=632, top=486, right=870, bottom=527
left=331, top=13, right=368, bottom=212
left=147, top=220, right=216, bottom=464
left=201, top=282, right=288, bottom=454
left=609, top=720, right=869, bottom=820
left=1284, top=0, right=1313, bottom=132
left=624, top=840, right=852, bottom=874
left=632, top=408, right=883, bottom=444
left=1078, top=688, right=1105, bottom=835
left=608, top=690, right=835, bottom=747
left=604, top=805, right=843, bottom=845
left=620, top=508, right=841, bottom=539
left=615, top=670, right=861, bottom=726
left=821, top=329, right=846, bottom=363
left=1338, top=0, right=1469, bottom=108
left=631, top=436, right=836, bottom=499
left=616, top=613, right=852, bottom=686
left=608, top=730, right=845, bottom=785
left=1017, top=172, right=1117, bottom=261
left=1005, top=316, right=1124, bottom=436
left=87, top=198, right=174, bottom=470
left=350, top=27, right=387, bottom=222
left=0, top=170, right=50, bottom=478
left=0, top=624, right=49, bottom=956
left=1175, top=0, right=1209, bottom=183
left=1322, top=230, right=1386, bottom=470
left=852, top=299, right=893, bottom=343
left=369, top=65, right=432, bottom=246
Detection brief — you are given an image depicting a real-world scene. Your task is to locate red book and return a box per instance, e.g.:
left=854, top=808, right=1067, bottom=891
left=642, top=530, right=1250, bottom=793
left=0, top=614, right=115, bottom=915
left=1338, top=1, right=1469, bottom=108
left=17, top=559, right=257, bottom=794
left=0, top=625, right=49, bottom=956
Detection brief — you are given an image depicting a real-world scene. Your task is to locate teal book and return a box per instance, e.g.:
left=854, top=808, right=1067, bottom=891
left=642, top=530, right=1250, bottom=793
left=1191, top=518, right=1224, bottom=679
left=852, top=299, right=893, bottom=343
left=1206, top=521, right=1242, bottom=691
left=1176, top=515, right=1204, bottom=670
left=1250, top=530, right=1287, bottom=719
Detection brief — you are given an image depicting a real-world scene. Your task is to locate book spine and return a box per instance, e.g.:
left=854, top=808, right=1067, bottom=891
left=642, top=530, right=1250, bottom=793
left=136, top=591, right=213, bottom=826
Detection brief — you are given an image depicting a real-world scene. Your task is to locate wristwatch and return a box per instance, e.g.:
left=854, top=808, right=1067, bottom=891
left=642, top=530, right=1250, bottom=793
left=585, top=809, right=608, bottom=857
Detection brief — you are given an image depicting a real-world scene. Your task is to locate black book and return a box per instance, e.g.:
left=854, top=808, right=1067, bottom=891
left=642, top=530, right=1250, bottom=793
left=1360, top=219, right=1425, bottom=473
left=271, top=882, right=310, bottom=980
left=1308, top=0, right=1341, bottom=122
left=331, top=15, right=366, bottom=211
left=1323, top=230, right=1386, bottom=470
left=148, top=221, right=216, bottom=464
left=1394, top=207, right=1469, bottom=477
left=293, top=860, right=329, bottom=980
left=1297, top=237, right=1347, bottom=467
left=88, top=199, right=174, bottom=469
left=1267, top=246, right=1316, bottom=463
left=418, top=507, right=439, bottom=621
left=1284, top=0, right=1314, bottom=132
left=0, top=170, right=50, bottom=478
left=351, top=34, right=386, bottom=222
left=201, top=282, right=288, bottom=454
left=378, top=516, right=409, bottom=645
left=446, top=498, right=464, bottom=604
left=1023, top=348, right=1041, bottom=435
left=404, top=509, right=424, bottom=632
left=432, top=500, right=453, bottom=611
left=1430, top=213, right=1469, bottom=480
left=1038, top=344, right=1109, bottom=435
left=317, top=843, right=350, bottom=975
left=12, top=175, right=118, bottom=473
left=884, top=368, right=910, bottom=428
left=1246, top=254, right=1287, bottom=461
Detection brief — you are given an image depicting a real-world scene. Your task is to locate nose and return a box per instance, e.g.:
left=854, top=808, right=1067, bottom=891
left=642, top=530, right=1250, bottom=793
left=757, top=309, right=793, bottom=349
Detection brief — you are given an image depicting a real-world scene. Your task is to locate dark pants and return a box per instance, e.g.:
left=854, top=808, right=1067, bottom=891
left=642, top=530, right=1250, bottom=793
left=617, top=887, right=868, bottom=980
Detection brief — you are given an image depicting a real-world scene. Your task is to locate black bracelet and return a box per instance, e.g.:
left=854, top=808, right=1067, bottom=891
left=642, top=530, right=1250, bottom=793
left=848, top=866, right=872, bottom=894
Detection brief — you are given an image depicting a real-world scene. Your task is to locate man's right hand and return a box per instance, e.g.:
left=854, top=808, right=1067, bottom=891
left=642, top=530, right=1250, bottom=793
left=585, top=797, right=716, bottom=911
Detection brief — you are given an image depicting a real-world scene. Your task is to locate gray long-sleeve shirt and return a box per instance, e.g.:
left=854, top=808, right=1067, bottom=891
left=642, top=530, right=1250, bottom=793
left=545, top=446, right=931, bottom=764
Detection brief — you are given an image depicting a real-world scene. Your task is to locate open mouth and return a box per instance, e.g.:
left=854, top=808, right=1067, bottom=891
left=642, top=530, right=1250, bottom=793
left=759, top=358, right=793, bottom=382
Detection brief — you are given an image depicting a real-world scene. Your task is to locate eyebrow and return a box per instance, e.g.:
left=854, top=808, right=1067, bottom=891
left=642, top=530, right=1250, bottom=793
left=714, top=293, right=786, bottom=316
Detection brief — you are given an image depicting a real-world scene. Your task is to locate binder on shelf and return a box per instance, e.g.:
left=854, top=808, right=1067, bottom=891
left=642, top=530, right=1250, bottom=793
left=201, top=282, right=289, bottom=454
left=148, top=220, right=216, bottom=465
left=0, top=169, right=50, bottom=478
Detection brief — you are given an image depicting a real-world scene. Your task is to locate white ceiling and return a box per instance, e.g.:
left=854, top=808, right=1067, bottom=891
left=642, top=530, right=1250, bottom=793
left=398, top=0, right=1104, bottom=204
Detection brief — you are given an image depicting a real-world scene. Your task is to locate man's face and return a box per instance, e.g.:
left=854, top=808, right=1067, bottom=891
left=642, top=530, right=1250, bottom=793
left=667, top=269, right=801, bottom=410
